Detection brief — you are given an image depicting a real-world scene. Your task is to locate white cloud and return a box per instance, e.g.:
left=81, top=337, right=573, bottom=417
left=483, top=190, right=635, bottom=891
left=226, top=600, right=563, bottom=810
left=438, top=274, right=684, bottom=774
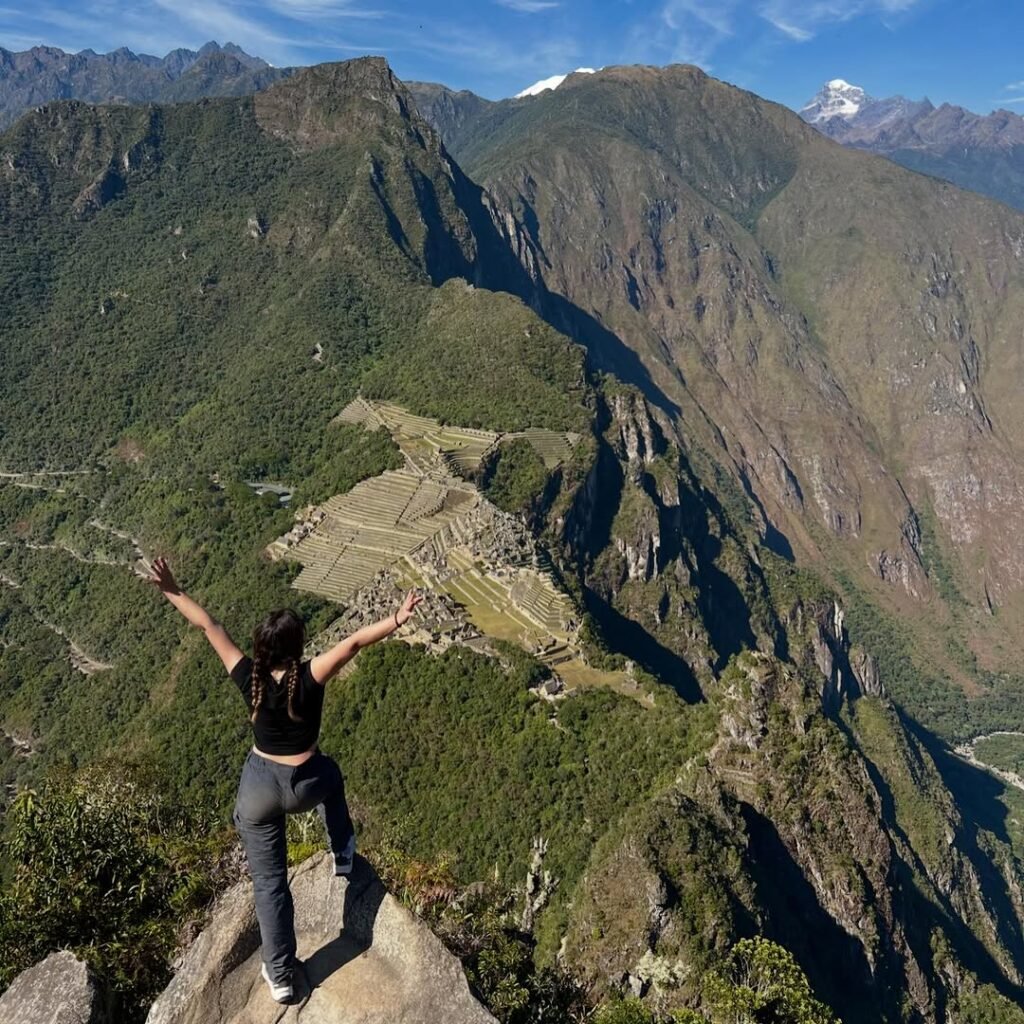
left=261, top=0, right=383, bottom=19
left=765, top=17, right=813, bottom=41
left=758, top=0, right=923, bottom=42
left=661, top=0, right=736, bottom=37
left=621, top=0, right=927, bottom=73
left=1005, top=80, right=1024, bottom=92
left=618, top=0, right=739, bottom=70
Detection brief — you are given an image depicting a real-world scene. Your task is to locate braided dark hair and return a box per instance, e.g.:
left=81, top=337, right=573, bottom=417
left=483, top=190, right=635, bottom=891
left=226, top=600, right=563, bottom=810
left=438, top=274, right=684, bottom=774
left=283, top=656, right=302, bottom=723
left=250, top=609, right=305, bottom=723
left=250, top=650, right=266, bottom=723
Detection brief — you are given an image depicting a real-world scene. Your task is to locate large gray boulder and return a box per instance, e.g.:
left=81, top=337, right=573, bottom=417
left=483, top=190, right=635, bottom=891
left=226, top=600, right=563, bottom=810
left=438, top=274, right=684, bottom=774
left=0, top=950, right=108, bottom=1024
left=146, top=853, right=496, bottom=1024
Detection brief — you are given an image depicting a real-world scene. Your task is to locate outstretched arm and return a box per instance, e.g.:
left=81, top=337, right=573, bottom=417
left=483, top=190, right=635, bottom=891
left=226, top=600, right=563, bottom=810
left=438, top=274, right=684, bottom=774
left=310, top=590, right=423, bottom=685
left=138, top=556, right=244, bottom=674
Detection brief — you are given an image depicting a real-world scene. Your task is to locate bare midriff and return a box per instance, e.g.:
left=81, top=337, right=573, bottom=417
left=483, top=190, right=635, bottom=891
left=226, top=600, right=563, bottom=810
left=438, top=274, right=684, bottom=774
left=252, top=745, right=316, bottom=766
left=252, top=665, right=317, bottom=766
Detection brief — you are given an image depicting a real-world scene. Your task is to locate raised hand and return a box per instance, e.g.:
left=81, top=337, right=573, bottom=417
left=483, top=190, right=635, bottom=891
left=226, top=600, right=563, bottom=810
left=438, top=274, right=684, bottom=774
left=396, top=590, right=424, bottom=626
left=137, top=555, right=181, bottom=595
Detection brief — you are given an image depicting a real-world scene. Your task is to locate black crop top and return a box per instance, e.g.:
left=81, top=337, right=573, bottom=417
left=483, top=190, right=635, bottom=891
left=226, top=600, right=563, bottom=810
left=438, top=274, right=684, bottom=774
left=230, top=656, right=326, bottom=755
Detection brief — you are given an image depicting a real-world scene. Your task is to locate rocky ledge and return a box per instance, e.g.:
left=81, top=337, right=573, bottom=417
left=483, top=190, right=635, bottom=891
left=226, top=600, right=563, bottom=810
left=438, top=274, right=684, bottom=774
left=0, top=854, right=495, bottom=1024
left=146, top=852, right=495, bottom=1024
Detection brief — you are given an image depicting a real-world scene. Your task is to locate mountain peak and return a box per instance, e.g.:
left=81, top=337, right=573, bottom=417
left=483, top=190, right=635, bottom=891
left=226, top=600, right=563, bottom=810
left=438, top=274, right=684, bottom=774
left=801, top=78, right=869, bottom=122
left=253, top=57, right=419, bottom=151
left=514, top=67, right=597, bottom=99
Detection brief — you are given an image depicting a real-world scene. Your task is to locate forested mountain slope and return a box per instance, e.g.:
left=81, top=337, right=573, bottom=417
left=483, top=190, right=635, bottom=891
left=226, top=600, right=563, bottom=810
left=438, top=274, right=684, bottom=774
left=3, top=57, right=1024, bottom=1024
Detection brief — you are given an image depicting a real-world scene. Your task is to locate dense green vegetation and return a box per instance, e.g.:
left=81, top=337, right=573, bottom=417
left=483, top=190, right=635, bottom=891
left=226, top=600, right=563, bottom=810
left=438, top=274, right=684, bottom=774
left=361, top=282, right=591, bottom=434
left=0, top=762, right=232, bottom=1022
left=0, top=79, right=587, bottom=476
left=322, top=640, right=704, bottom=895
left=478, top=437, right=553, bottom=514
left=972, top=734, right=1024, bottom=778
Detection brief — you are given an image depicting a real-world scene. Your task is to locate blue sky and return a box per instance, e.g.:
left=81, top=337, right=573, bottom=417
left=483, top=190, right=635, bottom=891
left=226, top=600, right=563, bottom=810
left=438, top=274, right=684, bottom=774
left=1, top=0, right=1022, bottom=113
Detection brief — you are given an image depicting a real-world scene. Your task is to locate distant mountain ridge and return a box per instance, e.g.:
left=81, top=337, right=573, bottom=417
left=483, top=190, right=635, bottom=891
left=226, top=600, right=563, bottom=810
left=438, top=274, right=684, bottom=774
left=800, top=78, right=1024, bottom=209
left=0, top=41, right=291, bottom=130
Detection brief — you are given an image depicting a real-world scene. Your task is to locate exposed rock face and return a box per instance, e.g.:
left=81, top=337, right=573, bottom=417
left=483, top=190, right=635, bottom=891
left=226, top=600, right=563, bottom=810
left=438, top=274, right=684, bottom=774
left=254, top=59, right=416, bottom=152
left=609, top=390, right=663, bottom=470
left=0, top=950, right=109, bottom=1024
left=146, top=853, right=495, bottom=1024
left=552, top=387, right=784, bottom=700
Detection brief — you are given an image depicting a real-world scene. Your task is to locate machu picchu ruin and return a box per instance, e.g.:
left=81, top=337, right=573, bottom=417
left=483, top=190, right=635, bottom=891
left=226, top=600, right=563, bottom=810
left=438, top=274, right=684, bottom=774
left=272, top=398, right=608, bottom=685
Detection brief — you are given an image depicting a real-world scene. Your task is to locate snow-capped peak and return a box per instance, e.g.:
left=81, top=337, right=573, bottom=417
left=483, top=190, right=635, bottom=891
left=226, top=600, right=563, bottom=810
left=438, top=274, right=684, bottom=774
left=801, top=79, right=869, bottom=123
left=515, top=67, right=596, bottom=99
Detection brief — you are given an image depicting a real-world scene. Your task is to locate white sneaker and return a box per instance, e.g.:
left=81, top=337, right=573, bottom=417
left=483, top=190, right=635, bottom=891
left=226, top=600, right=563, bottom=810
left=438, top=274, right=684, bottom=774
left=261, top=961, right=293, bottom=1003
left=333, top=834, right=356, bottom=876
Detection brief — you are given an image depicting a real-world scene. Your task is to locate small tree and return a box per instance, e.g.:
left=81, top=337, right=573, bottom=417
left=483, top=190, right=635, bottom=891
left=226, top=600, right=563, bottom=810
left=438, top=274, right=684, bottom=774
left=700, top=938, right=838, bottom=1024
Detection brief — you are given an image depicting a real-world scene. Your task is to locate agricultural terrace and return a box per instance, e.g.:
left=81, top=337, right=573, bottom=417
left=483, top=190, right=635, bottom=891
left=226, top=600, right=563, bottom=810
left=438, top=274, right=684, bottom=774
left=276, top=399, right=633, bottom=695
left=335, top=397, right=580, bottom=472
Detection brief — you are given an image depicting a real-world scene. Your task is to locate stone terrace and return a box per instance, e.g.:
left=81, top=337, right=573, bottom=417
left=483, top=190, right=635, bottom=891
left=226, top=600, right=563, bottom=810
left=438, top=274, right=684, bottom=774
left=335, top=398, right=580, bottom=475
left=283, top=469, right=480, bottom=603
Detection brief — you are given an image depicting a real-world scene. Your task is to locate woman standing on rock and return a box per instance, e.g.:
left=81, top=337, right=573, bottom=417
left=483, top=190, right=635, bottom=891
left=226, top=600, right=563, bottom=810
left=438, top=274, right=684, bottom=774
left=140, top=556, right=421, bottom=1004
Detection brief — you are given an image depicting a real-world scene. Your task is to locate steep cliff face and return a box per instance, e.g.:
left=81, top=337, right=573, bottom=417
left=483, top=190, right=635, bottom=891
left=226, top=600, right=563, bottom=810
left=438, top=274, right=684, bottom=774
left=456, top=68, right=923, bottom=583
left=553, top=385, right=780, bottom=698
left=415, top=62, right=1024, bottom=733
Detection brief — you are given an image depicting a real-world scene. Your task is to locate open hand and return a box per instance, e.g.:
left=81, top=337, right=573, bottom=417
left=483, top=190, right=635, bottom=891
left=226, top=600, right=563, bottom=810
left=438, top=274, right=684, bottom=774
left=396, top=590, right=424, bottom=626
left=137, top=555, right=180, bottom=595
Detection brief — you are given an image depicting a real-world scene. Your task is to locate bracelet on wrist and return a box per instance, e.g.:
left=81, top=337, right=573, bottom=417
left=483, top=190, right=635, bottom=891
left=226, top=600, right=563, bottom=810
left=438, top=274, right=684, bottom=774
left=394, top=611, right=401, bottom=629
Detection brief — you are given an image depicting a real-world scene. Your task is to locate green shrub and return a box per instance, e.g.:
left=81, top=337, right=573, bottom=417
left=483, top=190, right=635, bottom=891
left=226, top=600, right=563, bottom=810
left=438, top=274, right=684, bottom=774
left=700, top=938, right=838, bottom=1024
left=480, top=438, right=552, bottom=514
left=595, top=997, right=658, bottom=1024
left=0, top=761, right=231, bottom=1021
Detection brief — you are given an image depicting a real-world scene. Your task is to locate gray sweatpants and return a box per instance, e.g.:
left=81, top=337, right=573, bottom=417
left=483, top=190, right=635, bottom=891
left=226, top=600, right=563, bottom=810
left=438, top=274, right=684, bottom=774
left=232, top=748, right=355, bottom=984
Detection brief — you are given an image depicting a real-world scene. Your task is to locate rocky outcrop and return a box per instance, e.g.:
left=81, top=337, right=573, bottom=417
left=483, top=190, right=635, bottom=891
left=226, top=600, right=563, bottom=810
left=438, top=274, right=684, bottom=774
left=0, top=951, right=109, bottom=1024
left=254, top=59, right=417, bottom=152
left=564, top=650, right=1024, bottom=1021
left=146, top=853, right=495, bottom=1024
left=609, top=389, right=664, bottom=471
